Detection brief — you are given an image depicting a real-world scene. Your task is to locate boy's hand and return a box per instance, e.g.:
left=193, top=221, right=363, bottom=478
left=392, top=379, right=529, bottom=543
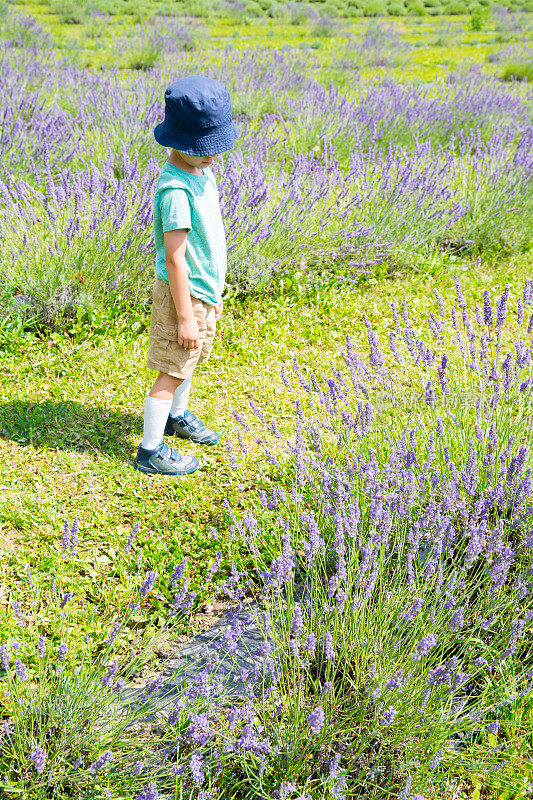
left=214, top=299, right=223, bottom=321
left=178, top=316, right=200, bottom=350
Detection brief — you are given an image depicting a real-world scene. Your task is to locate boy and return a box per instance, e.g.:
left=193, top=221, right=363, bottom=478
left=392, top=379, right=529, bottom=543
left=134, top=75, right=238, bottom=475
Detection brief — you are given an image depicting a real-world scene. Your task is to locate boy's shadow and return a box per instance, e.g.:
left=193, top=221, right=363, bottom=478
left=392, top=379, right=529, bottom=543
left=0, top=401, right=141, bottom=463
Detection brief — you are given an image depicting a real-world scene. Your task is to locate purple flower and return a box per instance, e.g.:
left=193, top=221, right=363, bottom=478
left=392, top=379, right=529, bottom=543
left=102, top=661, right=118, bottom=688
left=496, top=286, right=510, bottom=327
left=411, top=633, right=437, bottom=660
left=0, top=645, right=9, bottom=670
left=58, top=643, right=68, bottom=662
left=11, top=601, right=24, bottom=625
left=168, top=700, right=185, bottom=725
left=303, top=632, right=316, bottom=657
left=106, top=621, right=121, bottom=645
left=190, top=750, right=205, bottom=786
left=31, top=745, right=46, bottom=774
left=125, top=522, right=140, bottom=552
left=145, top=673, right=165, bottom=695
left=380, top=705, right=396, bottom=725
left=139, top=570, right=156, bottom=598
left=487, top=720, right=500, bottom=735
left=308, top=706, right=325, bottom=734
left=324, top=631, right=336, bottom=660
left=14, top=659, right=28, bottom=681
left=137, top=782, right=158, bottom=800
left=448, top=606, right=465, bottom=632
left=169, top=558, right=188, bottom=588
left=37, top=635, right=46, bottom=659
left=291, top=604, right=304, bottom=638
left=90, top=750, right=113, bottom=774
left=60, top=592, right=73, bottom=609
left=483, top=291, right=493, bottom=327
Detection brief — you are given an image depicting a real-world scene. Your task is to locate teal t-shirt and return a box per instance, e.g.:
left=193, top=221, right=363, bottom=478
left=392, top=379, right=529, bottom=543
left=153, top=162, right=227, bottom=307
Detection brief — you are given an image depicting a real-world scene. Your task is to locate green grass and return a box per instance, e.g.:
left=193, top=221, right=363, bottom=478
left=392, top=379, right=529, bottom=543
left=8, top=2, right=533, bottom=82
left=2, top=249, right=532, bottom=652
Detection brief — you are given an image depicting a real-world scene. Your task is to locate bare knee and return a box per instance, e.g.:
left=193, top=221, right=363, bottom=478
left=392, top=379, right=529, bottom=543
left=149, top=372, right=183, bottom=400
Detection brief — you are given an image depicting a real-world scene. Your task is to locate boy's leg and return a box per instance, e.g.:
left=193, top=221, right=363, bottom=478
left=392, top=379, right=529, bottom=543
left=169, top=375, right=192, bottom=418
left=164, top=302, right=220, bottom=446
left=141, top=373, right=182, bottom=450
left=135, top=372, right=199, bottom=476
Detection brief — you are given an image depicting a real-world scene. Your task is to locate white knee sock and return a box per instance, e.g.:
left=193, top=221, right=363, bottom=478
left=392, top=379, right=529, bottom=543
left=141, top=394, right=173, bottom=450
left=170, top=376, right=192, bottom=418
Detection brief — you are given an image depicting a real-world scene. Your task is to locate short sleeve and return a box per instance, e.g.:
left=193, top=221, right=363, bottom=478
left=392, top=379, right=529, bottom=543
left=160, top=188, right=191, bottom=233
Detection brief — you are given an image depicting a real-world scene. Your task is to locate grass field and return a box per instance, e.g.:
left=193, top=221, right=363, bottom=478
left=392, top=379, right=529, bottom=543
left=1, top=2, right=533, bottom=798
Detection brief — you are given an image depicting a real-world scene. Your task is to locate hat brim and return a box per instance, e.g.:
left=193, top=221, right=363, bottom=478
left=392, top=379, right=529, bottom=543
left=154, top=120, right=239, bottom=155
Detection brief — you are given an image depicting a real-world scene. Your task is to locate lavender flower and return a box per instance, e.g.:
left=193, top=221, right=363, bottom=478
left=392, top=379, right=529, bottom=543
left=90, top=750, right=113, bottom=774
left=411, top=633, right=437, bottom=660
left=0, top=645, right=9, bottom=670
left=11, top=601, right=24, bottom=626
left=102, top=661, right=118, bottom=688
left=308, top=706, right=325, bottom=734
left=106, top=621, right=121, bottom=645
left=139, top=570, right=156, bottom=598
left=137, top=782, right=159, bottom=800
left=58, top=643, right=68, bottom=662
left=190, top=750, right=205, bottom=786
left=14, top=659, right=28, bottom=681
left=380, top=705, right=396, bottom=725
left=125, top=522, right=140, bottom=552
left=31, top=745, right=46, bottom=774
left=60, top=592, right=73, bottom=609
left=324, top=631, right=336, bottom=660
left=37, top=635, right=46, bottom=659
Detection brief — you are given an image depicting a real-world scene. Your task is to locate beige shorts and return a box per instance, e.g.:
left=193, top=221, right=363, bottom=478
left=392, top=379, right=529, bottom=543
left=146, top=277, right=216, bottom=380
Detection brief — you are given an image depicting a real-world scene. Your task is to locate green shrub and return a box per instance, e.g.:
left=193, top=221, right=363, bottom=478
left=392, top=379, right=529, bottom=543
left=361, top=0, right=388, bottom=15
left=445, top=0, right=468, bottom=12
left=245, top=0, right=263, bottom=13
left=344, top=2, right=364, bottom=14
left=51, top=0, right=86, bottom=22
left=470, top=5, right=490, bottom=27
left=387, top=0, right=406, bottom=13
left=502, top=61, right=533, bottom=80
left=184, top=0, right=213, bottom=16
left=127, top=40, right=161, bottom=69
left=406, top=0, right=426, bottom=13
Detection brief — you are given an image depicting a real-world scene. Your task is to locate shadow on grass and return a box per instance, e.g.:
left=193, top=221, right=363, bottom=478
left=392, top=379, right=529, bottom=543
left=0, top=400, right=141, bottom=462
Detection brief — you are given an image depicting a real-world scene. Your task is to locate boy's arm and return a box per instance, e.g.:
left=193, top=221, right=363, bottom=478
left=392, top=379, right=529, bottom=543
left=164, top=228, right=200, bottom=350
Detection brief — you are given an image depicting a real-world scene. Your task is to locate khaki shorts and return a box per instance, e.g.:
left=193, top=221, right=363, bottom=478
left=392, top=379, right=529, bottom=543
left=146, top=277, right=216, bottom=380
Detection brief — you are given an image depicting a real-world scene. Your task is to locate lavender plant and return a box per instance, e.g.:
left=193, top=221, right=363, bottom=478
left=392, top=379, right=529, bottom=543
left=1, top=21, right=532, bottom=322
left=0, top=522, right=215, bottom=799
left=202, top=277, right=533, bottom=798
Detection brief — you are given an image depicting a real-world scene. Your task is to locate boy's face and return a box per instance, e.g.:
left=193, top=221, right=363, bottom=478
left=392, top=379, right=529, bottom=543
left=177, top=151, right=219, bottom=169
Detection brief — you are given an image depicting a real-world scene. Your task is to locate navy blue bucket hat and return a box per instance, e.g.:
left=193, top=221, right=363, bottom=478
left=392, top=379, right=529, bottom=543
left=154, top=75, right=239, bottom=156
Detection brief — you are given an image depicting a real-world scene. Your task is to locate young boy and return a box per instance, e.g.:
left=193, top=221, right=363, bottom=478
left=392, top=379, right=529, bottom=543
left=134, top=75, right=238, bottom=476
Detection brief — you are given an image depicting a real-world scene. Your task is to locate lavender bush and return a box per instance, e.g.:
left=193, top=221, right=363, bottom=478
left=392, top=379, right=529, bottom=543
left=3, top=270, right=533, bottom=794
left=1, top=14, right=532, bottom=325
left=207, top=277, right=533, bottom=797
left=0, top=522, right=210, bottom=798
